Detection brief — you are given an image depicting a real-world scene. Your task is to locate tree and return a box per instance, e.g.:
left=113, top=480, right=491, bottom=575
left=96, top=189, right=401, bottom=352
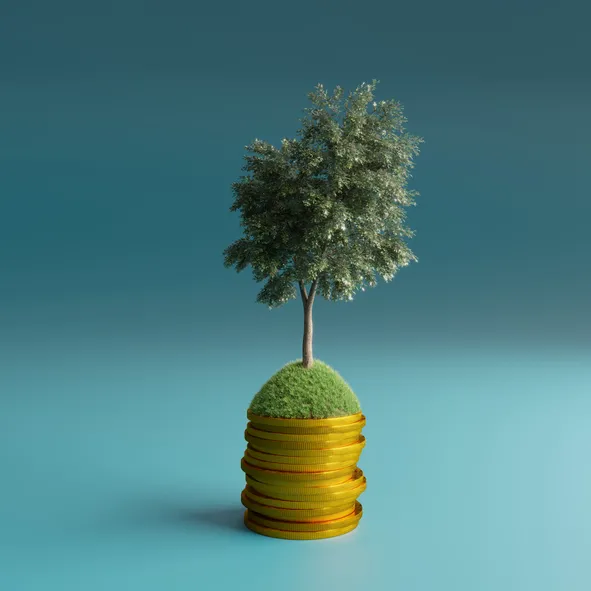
left=223, top=80, right=423, bottom=369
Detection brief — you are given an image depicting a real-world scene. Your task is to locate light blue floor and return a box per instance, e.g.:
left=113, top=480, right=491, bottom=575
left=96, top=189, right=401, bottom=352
left=1, top=343, right=589, bottom=591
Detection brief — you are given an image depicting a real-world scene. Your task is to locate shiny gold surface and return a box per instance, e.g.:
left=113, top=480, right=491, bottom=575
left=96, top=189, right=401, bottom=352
left=243, top=450, right=358, bottom=472
left=244, top=430, right=361, bottom=450
left=241, top=458, right=357, bottom=484
left=240, top=410, right=367, bottom=539
left=247, top=411, right=363, bottom=427
left=246, top=423, right=364, bottom=442
left=243, top=467, right=364, bottom=493
left=245, top=434, right=366, bottom=456
left=245, top=445, right=361, bottom=465
left=243, top=480, right=366, bottom=507
left=244, top=511, right=361, bottom=540
left=246, top=501, right=363, bottom=532
left=249, top=417, right=366, bottom=435
left=240, top=491, right=356, bottom=522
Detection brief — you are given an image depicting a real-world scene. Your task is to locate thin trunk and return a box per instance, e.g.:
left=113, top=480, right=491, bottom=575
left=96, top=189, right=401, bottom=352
left=299, top=278, right=318, bottom=369
left=302, top=299, right=314, bottom=368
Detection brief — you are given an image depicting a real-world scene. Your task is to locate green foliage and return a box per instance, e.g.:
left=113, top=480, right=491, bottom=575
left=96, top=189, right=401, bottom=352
left=224, top=79, right=423, bottom=308
left=249, top=360, right=361, bottom=419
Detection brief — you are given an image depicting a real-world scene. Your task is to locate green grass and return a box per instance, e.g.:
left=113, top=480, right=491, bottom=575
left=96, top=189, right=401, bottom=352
left=248, top=359, right=362, bottom=419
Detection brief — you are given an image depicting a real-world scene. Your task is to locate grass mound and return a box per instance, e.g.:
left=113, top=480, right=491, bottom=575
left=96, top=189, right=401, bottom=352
left=249, top=359, right=361, bottom=419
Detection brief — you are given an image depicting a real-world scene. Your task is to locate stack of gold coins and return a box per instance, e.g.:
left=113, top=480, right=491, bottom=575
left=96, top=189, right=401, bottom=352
left=240, top=410, right=367, bottom=540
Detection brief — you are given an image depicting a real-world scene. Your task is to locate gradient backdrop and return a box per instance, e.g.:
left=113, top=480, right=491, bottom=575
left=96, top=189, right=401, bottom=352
left=1, top=2, right=590, bottom=590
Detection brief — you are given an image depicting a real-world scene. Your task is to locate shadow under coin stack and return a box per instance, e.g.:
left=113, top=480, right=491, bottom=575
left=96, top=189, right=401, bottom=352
left=240, top=410, right=367, bottom=540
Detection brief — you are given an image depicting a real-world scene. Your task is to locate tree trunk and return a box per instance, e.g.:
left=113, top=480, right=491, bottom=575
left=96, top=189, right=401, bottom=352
left=299, top=278, right=318, bottom=369
left=302, top=299, right=314, bottom=368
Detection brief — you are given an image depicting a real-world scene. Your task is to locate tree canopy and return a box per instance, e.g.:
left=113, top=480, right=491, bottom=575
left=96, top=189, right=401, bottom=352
left=223, top=79, right=423, bottom=309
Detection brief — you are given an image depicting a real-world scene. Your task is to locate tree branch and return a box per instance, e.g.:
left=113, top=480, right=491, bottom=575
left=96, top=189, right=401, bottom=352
left=298, top=280, right=308, bottom=305
left=308, top=277, right=319, bottom=302
left=296, top=241, right=328, bottom=308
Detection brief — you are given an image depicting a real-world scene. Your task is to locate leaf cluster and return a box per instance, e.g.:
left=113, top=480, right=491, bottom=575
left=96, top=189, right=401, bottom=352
left=224, top=80, right=423, bottom=308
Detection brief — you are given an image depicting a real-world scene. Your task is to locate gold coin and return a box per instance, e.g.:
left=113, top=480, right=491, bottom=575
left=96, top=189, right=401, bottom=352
left=241, top=458, right=356, bottom=484
left=245, top=477, right=367, bottom=503
left=249, top=416, right=366, bottom=435
left=244, top=484, right=366, bottom=509
left=247, top=501, right=363, bottom=532
left=246, top=423, right=364, bottom=442
left=243, top=450, right=358, bottom=472
left=245, top=433, right=365, bottom=454
left=245, top=467, right=364, bottom=495
left=244, top=430, right=361, bottom=450
left=247, top=411, right=363, bottom=428
left=245, top=446, right=362, bottom=465
left=240, top=490, right=355, bottom=521
left=244, top=471, right=354, bottom=489
left=244, top=511, right=361, bottom=540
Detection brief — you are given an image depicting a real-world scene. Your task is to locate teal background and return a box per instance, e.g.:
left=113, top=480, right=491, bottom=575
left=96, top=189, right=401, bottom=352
left=1, top=2, right=590, bottom=590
